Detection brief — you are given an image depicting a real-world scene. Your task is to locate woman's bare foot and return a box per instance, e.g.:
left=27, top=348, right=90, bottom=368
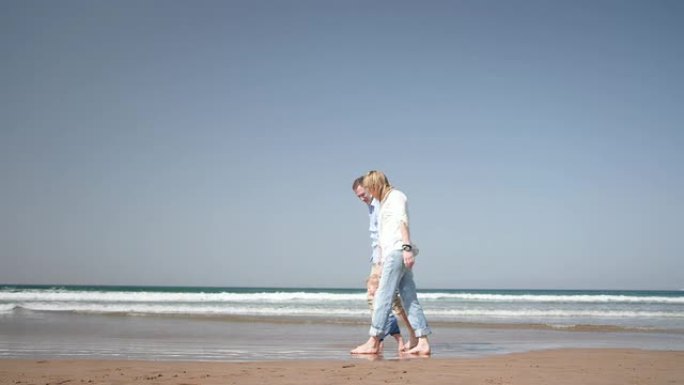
left=401, top=335, right=419, bottom=352
left=406, top=337, right=431, bottom=356
left=350, top=337, right=381, bottom=354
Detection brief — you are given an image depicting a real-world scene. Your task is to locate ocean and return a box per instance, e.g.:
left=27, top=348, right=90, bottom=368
left=1, top=285, right=683, bottom=361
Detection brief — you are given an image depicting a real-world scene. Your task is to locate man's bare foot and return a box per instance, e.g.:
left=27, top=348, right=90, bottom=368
left=406, top=337, right=431, bottom=356
left=393, top=335, right=404, bottom=353
left=350, top=337, right=381, bottom=354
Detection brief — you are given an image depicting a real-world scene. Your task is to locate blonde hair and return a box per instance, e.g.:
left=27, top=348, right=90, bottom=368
left=362, top=170, right=392, bottom=201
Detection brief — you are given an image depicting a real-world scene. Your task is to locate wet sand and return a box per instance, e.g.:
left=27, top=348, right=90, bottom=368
left=4, top=310, right=684, bottom=362
left=1, top=349, right=683, bottom=385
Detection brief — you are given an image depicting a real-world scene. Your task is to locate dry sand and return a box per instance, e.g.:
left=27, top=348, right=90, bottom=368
left=1, top=349, right=682, bottom=385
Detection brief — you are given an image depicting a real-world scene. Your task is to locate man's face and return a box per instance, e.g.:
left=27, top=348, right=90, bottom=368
left=354, top=185, right=372, bottom=205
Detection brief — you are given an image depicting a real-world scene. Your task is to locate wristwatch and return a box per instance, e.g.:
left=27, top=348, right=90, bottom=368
left=402, top=244, right=413, bottom=252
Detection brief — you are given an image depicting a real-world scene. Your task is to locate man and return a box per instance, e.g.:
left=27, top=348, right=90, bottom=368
left=353, top=176, right=415, bottom=352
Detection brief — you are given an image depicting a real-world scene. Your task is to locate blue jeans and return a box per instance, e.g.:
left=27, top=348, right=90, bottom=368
left=370, top=250, right=431, bottom=338
left=380, top=314, right=401, bottom=341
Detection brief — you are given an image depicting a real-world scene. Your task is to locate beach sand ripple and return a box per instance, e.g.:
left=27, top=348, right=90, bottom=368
left=1, top=349, right=682, bottom=385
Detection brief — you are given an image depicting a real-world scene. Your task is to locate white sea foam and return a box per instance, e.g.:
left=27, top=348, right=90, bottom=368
left=16, top=302, right=370, bottom=317
left=429, top=308, right=684, bottom=319
left=9, top=301, right=683, bottom=321
left=418, top=293, right=684, bottom=304
left=0, top=290, right=365, bottom=303
left=2, top=290, right=682, bottom=304
left=2, top=288, right=683, bottom=330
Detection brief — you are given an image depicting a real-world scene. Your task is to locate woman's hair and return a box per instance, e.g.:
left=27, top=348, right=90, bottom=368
left=362, top=170, right=392, bottom=201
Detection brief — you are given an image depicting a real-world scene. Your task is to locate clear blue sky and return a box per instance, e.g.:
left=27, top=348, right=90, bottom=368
left=2, top=0, right=682, bottom=289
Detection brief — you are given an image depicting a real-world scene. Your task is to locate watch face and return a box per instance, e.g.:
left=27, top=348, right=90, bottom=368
left=402, top=245, right=412, bottom=251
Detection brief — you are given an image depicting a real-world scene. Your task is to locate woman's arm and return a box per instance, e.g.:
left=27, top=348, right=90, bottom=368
left=401, top=221, right=415, bottom=269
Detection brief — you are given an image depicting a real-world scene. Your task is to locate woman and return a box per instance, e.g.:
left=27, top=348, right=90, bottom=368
left=351, top=170, right=431, bottom=355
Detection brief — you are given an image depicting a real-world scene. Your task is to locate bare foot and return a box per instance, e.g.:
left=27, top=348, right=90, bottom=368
left=350, top=337, right=381, bottom=354
left=406, top=337, right=431, bottom=356
left=393, top=335, right=405, bottom=353
left=402, top=335, right=419, bottom=352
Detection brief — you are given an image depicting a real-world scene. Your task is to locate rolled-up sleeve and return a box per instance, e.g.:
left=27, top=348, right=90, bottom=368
left=379, top=190, right=409, bottom=255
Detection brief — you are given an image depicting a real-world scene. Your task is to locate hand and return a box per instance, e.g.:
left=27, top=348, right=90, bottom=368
left=403, top=250, right=415, bottom=269
left=367, top=274, right=380, bottom=296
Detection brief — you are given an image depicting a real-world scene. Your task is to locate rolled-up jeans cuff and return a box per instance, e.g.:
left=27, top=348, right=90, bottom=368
left=369, top=326, right=384, bottom=337
left=414, top=327, right=432, bottom=338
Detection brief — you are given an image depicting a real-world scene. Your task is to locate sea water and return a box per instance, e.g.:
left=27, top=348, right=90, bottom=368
left=1, top=285, right=683, bottom=361
left=2, top=285, right=682, bottom=330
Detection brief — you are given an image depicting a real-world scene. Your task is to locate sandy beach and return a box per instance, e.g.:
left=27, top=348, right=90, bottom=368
left=1, top=349, right=682, bottom=385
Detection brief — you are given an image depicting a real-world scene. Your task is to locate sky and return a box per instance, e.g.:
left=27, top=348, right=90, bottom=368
left=1, top=0, right=682, bottom=290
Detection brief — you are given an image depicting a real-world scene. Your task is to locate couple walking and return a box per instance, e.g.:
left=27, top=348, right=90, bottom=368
left=351, top=170, right=431, bottom=356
